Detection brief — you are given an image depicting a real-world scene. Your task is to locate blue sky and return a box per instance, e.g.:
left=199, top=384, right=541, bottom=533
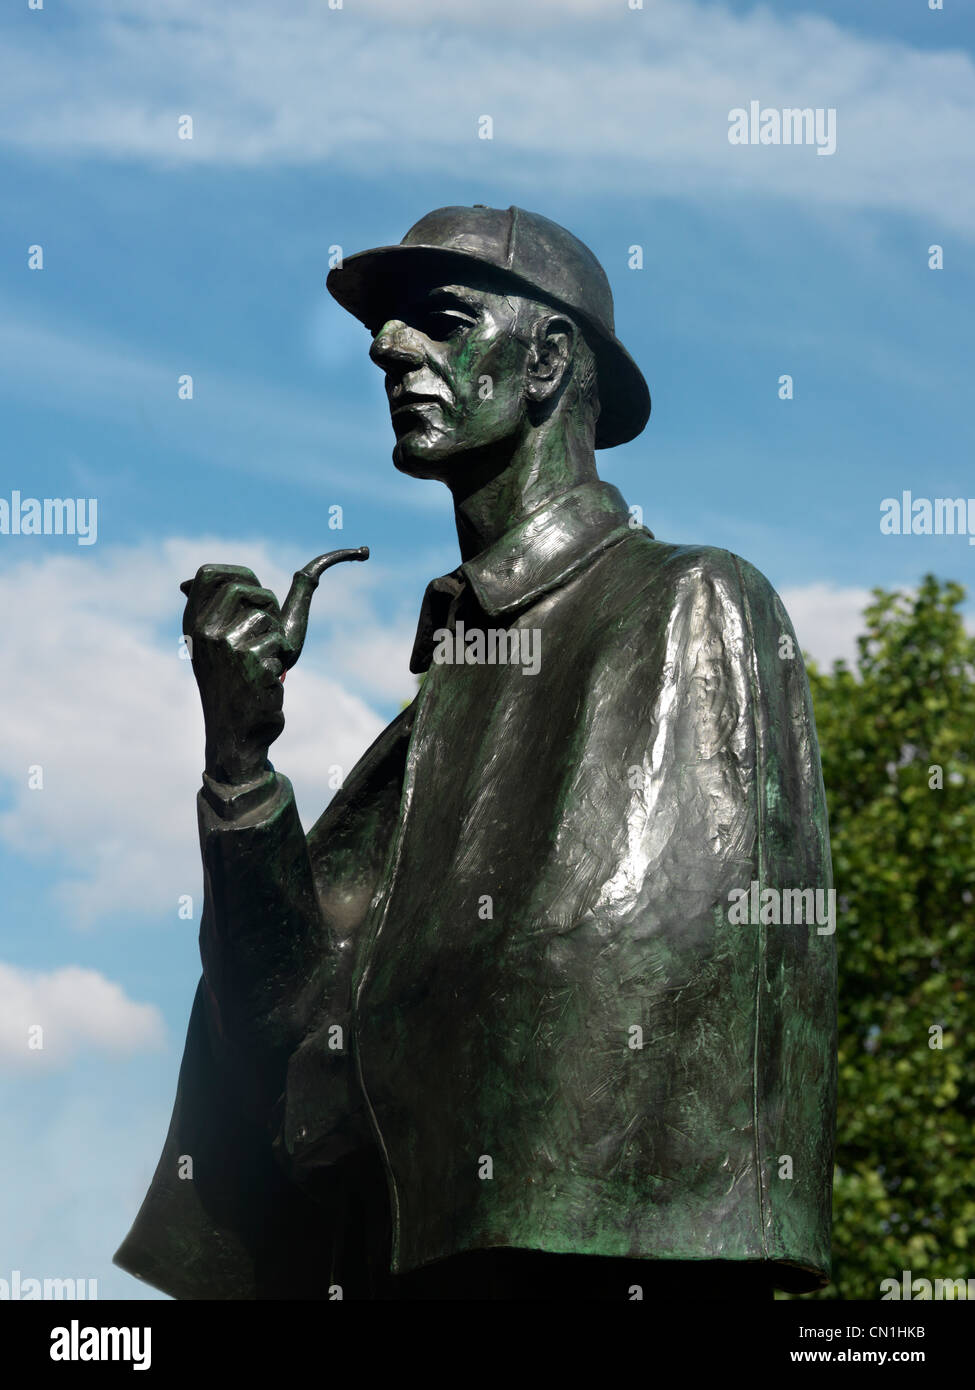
left=1, top=0, right=973, bottom=1299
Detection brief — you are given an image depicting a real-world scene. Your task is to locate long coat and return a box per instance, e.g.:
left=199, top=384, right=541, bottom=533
left=115, top=480, right=836, bottom=1298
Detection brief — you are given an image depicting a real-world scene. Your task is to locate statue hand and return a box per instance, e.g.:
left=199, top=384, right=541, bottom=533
left=180, top=548, right=369, bottom=785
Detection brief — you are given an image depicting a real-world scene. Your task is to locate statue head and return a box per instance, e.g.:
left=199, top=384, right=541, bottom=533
left=327, top=206, right=650, bottom=482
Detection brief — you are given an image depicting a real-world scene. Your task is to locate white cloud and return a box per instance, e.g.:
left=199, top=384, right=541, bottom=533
left=329, top=622, right=419, bottom=702
left=0, top=962, right=165, bottom=1070
left=780, top=582, right=874, bottom=669
left=782, top=580, right=975, bottom=671
left=0, top=538, right=403, bottom=927
left=0, top=1076, right=171, bottom=1296
left=3, top=0, right=973, bottom=231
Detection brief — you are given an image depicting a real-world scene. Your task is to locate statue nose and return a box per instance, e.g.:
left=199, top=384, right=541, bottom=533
left=370, top=320, right=424, bottom=370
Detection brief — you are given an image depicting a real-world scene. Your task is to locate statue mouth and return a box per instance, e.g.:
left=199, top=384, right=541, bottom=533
left=390, top=395, right=444, bottom=416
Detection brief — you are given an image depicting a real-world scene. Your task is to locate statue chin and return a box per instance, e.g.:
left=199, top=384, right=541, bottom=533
left=392, top=442, right=439, bottom=480
left=392, top=429, right=454, bottom=481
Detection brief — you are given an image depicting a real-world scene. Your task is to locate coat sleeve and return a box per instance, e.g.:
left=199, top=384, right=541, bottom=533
left=113, top=775, right=344, bottom=1298
left=114, top=709, right=416, bottom=1299
left=627, top=546, right=837, bottom=1287
left=112, top=978, right=345, bottom=1299
left=729, top=552, right=837, bottom=1283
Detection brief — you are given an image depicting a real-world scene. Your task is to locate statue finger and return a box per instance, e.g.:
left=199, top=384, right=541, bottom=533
left=248, top=632, right=288, bottom=683
left=180, top=564, right=262, bottom=623
left=198, top=583, right=282, bottom=639
left=223, top=605, right=279, bottom=646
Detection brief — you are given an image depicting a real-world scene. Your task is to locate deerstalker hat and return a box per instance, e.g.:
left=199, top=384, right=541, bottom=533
left=326, top=204, right=650, bottom=449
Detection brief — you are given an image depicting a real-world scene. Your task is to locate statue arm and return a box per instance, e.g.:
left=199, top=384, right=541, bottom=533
left=112, top=771, right=351, bottom=1300
left=195, top=768, right=335, bottom=1122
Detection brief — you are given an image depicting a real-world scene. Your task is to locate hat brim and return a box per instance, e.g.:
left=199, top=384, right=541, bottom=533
left=327, top=245, right=650, bottom=450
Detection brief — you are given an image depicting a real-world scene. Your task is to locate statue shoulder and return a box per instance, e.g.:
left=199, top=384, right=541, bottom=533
left=616, top=533, right=785, bottom=618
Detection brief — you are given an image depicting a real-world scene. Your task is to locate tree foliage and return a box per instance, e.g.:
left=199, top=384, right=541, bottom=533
left=802, top=574, right=975, bottom=1299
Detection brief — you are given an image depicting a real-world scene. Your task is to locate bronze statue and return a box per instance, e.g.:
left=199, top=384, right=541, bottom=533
left=115, top=206, right=837, bottom=1300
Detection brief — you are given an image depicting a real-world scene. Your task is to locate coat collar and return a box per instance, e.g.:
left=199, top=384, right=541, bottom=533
left=410, top=480, right=647, bottom=673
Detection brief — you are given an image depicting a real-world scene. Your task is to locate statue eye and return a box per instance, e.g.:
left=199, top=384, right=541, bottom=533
left=423, top=309, right=475, bottom=340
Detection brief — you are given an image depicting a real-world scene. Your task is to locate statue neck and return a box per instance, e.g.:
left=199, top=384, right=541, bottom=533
left=449, top=419, right=598, bottom=562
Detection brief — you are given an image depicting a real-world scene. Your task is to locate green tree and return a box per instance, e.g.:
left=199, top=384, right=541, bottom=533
left=803, top=574, right=975, bottom=1299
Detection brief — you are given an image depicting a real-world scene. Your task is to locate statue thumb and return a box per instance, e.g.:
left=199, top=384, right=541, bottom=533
left=279, top=546, right=369, bottom=670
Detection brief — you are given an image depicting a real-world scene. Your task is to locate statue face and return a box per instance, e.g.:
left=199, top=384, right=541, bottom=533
left=369, top=276, right=534, bottom=480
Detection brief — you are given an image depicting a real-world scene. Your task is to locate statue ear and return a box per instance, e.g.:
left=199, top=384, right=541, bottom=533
left=524, top=315, right=576, bottom=405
